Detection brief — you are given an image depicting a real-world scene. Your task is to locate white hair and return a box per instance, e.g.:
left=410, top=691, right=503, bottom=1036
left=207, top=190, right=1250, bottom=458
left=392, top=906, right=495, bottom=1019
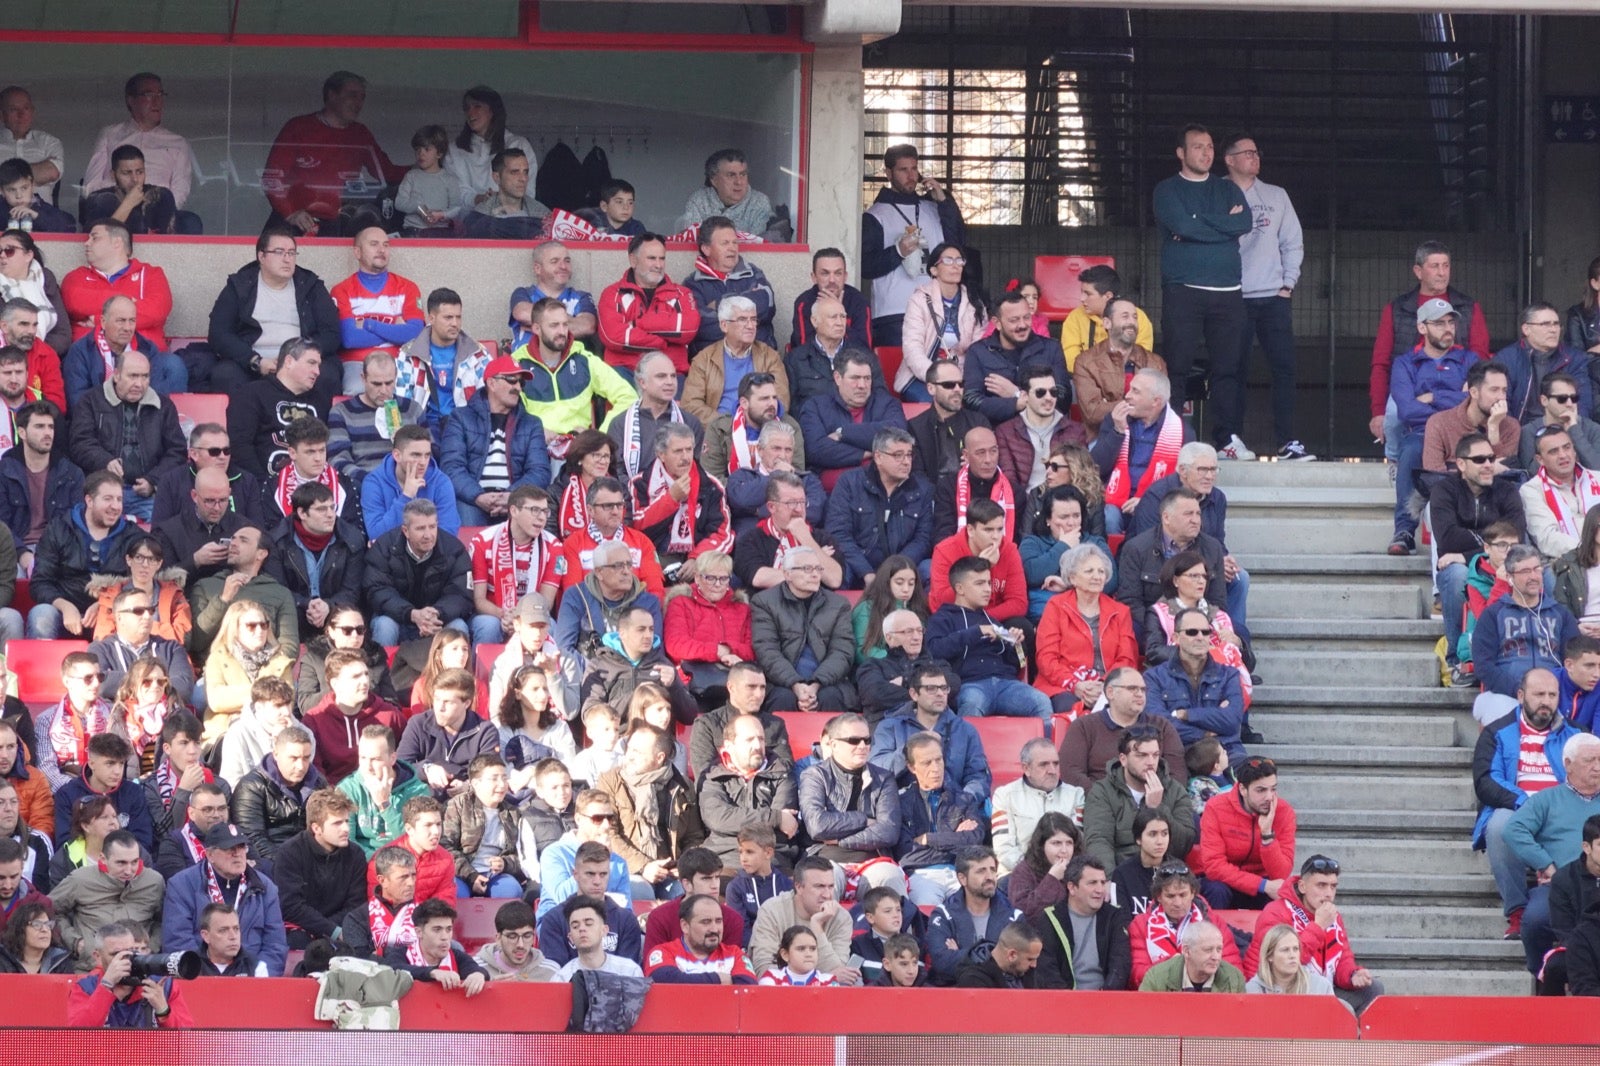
left=636, top=351, right=675, bottom=378
left=1565, top=733, right=1600, bottom=764
left=757, top=420, right=795, bottom=446
left=881, top=607, right=921, bottom=640
left=1133, top=367, right=1171, bottom=404
left=1179, top=920, right=1222, bottom=950
left=1177, top=442, right=1218, bottom=469
left=782, top=545, right=820, bottom=569
left=718, top=295, right=759, bottom=324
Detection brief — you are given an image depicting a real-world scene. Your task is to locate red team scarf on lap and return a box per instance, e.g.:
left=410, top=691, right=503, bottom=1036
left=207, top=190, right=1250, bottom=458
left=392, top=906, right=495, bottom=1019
left=648, top=459, right=701, bottom=553
left=1536, top=465, right=1600, bottom=539
left=275, top=464, right=344, bottom=519
left=955, top=462, right=1016, bottom=541
left=729, top=407, right=762, bottom=474
left=1104, top=406, right=1184, bottom=510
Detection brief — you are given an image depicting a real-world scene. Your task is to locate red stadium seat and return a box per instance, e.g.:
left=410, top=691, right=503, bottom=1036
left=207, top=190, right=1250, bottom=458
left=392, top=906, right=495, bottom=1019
left=10, top=579, right=32, bottom=617
left=775, top=710, right=830, bottom=762
left=454, top=897, right=511, bottom=950
left=1033, top=255, right=1116, bottom=321
left=973, top=717, right=1048, bottom=787
left=875, top=346, right=903, bottom=391
left=901, top=402, right=929, bottom=420
left=1210, top=909, right=1258, bottom=939
left=481, top=340, right=501, bottom=358
left=11, top=640, right=88, bottom=705
left=475, top=644, right=504, bottom=682
left=1051, top=713, right=1077, bottom=744
left=458, top=525, right=486, bottom=547
left=837, top=589, right=863, bottom=607
left=170, top=393, right=228, bottom=435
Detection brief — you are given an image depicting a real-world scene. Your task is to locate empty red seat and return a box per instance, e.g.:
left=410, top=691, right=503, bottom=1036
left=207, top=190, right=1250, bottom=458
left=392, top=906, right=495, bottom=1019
left=837, top=589, right=863, bottom=607
left=875, top=346, right=903, bottom=392
left=458, top=526, right=486, bottom=547
left=475, top=644, right=504, bottom=682
left=972, top=717, right=1049, bottom=787
left=901, top=402, right=929, bottom=420
left=10, top=640, right=89, bottom=705
left=169, top=393, right=228, bottom=434
left=775, top=710, right=831, bottom=762
left=1033, top=255, right=1116, bottom=321
left=454, top=897, right=512, bottom=950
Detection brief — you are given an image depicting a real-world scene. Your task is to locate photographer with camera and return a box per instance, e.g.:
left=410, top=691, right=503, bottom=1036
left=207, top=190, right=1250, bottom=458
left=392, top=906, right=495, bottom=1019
left=66, top=920, right=194, bottom=1028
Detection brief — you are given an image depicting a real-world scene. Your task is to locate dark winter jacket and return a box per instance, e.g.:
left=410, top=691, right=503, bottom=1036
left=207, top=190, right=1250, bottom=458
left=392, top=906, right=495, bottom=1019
left=66, top=379, right=185, bottom=486
left=1429, top=474, right=1528, bottom=558
left=162, top=860, right=288, bottom=975
left=230, top=753, right=328, bottom=864
left=961, top=332, right=1068, bottom=425
left=439, top=392, right=551, bottom=505
left=361, top=526, right=473, bottom=626
left=207, top=261, right=341, bottom=374
left=799, top=389, right=907, bottom=474
left=928, top=887, right=1023, bottom=985
left=750, top=584, right=857, bottom=692
left=1035, top=900, right=1132, bottom=991
left=823, top=465, right=934, bottom=586
left=1114, top=527, right=1227, bottom=642
left=265, top=514, right=366, bottom=632
left=797, top=757, right=901, bottom=863
left=0, top=451, right=81, bottom=551
left=698, top=758, right=800, bottom=867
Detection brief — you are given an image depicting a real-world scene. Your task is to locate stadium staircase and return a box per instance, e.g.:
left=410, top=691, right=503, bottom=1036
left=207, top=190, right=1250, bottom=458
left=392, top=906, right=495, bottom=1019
left=1223, top=460, right=1530, bottom=996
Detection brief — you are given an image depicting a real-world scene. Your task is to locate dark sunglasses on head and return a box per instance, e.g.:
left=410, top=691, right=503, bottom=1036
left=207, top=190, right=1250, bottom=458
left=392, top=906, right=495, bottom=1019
left=1303, top=855, right=1341, bottom=875
left=1155, top=862, right=1190, bottom=877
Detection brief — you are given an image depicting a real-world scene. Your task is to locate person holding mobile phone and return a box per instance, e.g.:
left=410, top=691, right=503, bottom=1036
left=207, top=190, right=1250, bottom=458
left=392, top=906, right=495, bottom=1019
left=862, top=144, right=967, bottom=349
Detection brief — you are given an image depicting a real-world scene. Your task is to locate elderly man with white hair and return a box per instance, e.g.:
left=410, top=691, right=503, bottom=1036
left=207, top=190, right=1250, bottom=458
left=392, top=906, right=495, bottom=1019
left=1130, top=439, right=1250, bottom=633
left=990, top=737, right=1086, bottom=874
left=1139, top=920, right=1246, bottom=992
left=724, top=419, right=823, bottom=534
left=606, top=350, right=702, bottom=484
left=750, top=545, right=857, bottom=712
left=681, top=294, right=790, bottom=427
left=1089, top=368, right=1193, bottom=538
left=1505, top=729, right=1600, bottom=976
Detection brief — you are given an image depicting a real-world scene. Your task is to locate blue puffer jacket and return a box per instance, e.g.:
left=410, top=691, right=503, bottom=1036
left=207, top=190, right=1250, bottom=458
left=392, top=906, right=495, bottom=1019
left=1561, top=666, right=1600, bottom=732
left=1390, top=345, right=1472, bottom=431
left=1143, top=657, right=1247, bottom=763
left=799, top=390, right=908, bottom=474
left=1472, top=710, right=1579, bottom=849
left=896, top=784, right=987, bottom=871
left=1470, top=594, right=1580, bottom=698
left=926, top=887, right=1022, bottom=985
left=870, top=707, right=992, bottom=800
left=1494, top=340, right=1593, bottom=425
left=161, top=862, right=288, bottom=976
left=823, top=465, right=934, bottom=586
left=684, top=256, right=778, bottom=351
left=439, top=390, right=551, bottom=504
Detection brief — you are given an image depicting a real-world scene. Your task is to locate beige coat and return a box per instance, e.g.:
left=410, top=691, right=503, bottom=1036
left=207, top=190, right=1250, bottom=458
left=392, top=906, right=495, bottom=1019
left=681, top=340, right=790, bottom=426
left=746, top=890, right=854, bottom=976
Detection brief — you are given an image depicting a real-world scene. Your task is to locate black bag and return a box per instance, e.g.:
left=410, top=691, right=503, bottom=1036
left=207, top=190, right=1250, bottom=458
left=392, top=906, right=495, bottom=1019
left=567, top=970, right=651, bottom=1034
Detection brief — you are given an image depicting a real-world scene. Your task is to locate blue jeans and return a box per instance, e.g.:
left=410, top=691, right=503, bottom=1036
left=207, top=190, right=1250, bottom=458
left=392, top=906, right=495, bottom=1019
left=456, top=874, right=524, bottom=899
left=955, top=676, right=1052, bottom=723
left=1104, top=505, right=1124, bottom=536
left=150, top=351, right=189, bottom=398
left=1226, top=568, right=1250, bottom=636
left=1523, top=883, right=1554, bottom=974
left=1239, top=295, right=1297, bottom=445
left=369, top=616, right=469, bottom=646
left=1484, top=807, right=1531, bottom=916
left=122, top=486, right=154, bottom=522
left=1393, top=426, right=1424, bottom=538
left=456, top=501, right=493, bottom=526
left=899, top=378, right=932, bottom=403
left=470, top=614, right=508, bottom=645
left=26, top=603, right=63, bottom=639
left=1383, top=399, right=1401, bottom=463
left=1439, top=562, right=1469, bottom=664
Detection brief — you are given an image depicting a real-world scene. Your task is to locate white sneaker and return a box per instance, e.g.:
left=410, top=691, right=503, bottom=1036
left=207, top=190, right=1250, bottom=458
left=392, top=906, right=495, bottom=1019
left=1218, top=434, right=1257, bottom=461
left=1276, top=440, right=1317, bottom=461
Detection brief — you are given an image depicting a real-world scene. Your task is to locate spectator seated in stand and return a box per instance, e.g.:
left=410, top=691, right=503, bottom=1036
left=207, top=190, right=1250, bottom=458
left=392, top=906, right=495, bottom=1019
left=77, top=146, right=177, bottom=235
left=596, top=233, right=701, bottom=381
left=750, top=546, right=858, bottom=713
left=787, top=298, right=880, bottom=420
left=1082, top=726, right=1198, bottom=876
left=926, top=846, right=1023, bottom=986
left=1244, top=854, right=1384, bottom=1014
left=472, top=899, right=561, bottom=982
left=217, top=677, right=297, bottom=791
left=508, top=241, right=597, bottom=351
left=60, top=222, right=180, bottom=381
left=961, top=291, right=1066, bottom=426
left=0, top=399, right=82, bottom=575
left=1518, top=371, right=1600, bottom=472
left=363, top=498, right=472, bottom=648
left=1116, top=488, right=1227, bottom=645
left=361, top=425, right=459, bottom=542
left=991, top=737, right=1085, bottom=875
left=1127, top=864, right=1240, bottom=988
left=594, top=723, right=704, bottom=901
left=160, top=823, right=287, bottom=977
left=1035, top=542, right=1137, bottom=716
left=268, top=787, right=366, bottom=950
left=824, top=427, right=934, bottom=589
left=1386, top=298, right=1477, bottom=555
left=746, top=854, right=856, bottom=982
left=35, top=650, right=122, bottom=790
left=1193, top=755, right=1296, bottom=909
left=334, top=844, right=417, bottom=960
left=797, top=713, right=906, bottom=893
left=895, top=732, right=987, bottom=907
left=0, top=157, right=73, bottom=233
left=995, top=363, right=1086, bottom=503
left=790, top=247, right=872, bottom=354
left=440, top=357, right=550, bottom=527
left=1143, top=606, right=1249, bottom=764
left=899, top=242, right=985, bottom=403
left=1072, top=293, right=1162, bottom=433
left=665, top=552, right=757, bottom=708
left=459, top=149, right=545, bottom=240
left=626, top=422, right=734, bottom=583
left=704, top=373, right=809, bottom=499
left=534, top=793, right=633, bottom=922
left=327, top=226, right=425, bottom=396
left=51, top=732, right=153, bottom=854
left=1139, top=919, right=1245, bottom=993
left=381, top=898, right=490, bottom=992
left=644, top=893, right=757, bottom=985
left=225, top=337, right=331, bottom=481
left=151, top=423, right=260, bottom=536
left=326, top=353, right=426, bottom=486
left=681, top=294, right=787, bottom=425
left=925, top=555, right=1050, bottom=724
left=300, top=648, right=406, bottom=785
left=869, top=658, right=988, bottom=799
left=608, top=351, right=704, bottom=486
left=1472, top=546, right=1580, bottom=726
left=442, top=754, right=527, bottom=900
left=557, top=476, right=666, bottom=600
left=698, top=712, right=800, bottom=872
left=1035, top=854, right=1132, bottom=991
left=677, top=149, right=786, bottom=243
left=800, top=349, right=907, bottom=492
left=257, top=417, right=361, bottom=536
left=230, top=724, right=326, bottom=874
left=366, top=794, right=455, bottom=908
left=642, top=847, right=746, bottom=956
left=67, top=346, right=185, bottom=524
left=928, top=496, right=1027, bottom=619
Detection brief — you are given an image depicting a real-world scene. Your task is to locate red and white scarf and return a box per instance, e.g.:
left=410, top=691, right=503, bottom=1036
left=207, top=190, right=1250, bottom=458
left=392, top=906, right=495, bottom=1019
left=203, top=860, right=229, bottom=905
left=369, top=897, right=417, bottom=950
left=129, top=701, right=170, bottom=762
left=1104, top=406, right=1184, bottom=509
left=93, top=326, right=121, bottom=381
left=1140, top=903, right=1203, bottom=968
left=954, top=462, right=1016, bottom=541
left=622, top=400, right=685, bottom=480
left=274, top=463, right=344, bottom=519
left=728, top=407, right=763, bottom=474
left=759, top=516, right=801, bottom=569
left=179, top=821, right=207, bottom=862
left=1536, top=465, right=1600, bottom=540
left=558, top=476, right=590, bottom=538
left=483, top=523, right=553, bottom=609
left=47, top=698, right=109, bottom=772
left=1282, top=896, right=1349, bottom=980
left=406, top=940, right=453, bottom=971
left=648, top=458, right=702, bottom=553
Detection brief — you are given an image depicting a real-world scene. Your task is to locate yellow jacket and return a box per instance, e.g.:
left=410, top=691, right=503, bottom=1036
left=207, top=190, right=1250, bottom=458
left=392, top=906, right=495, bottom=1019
left=1061, top=306, right=1154, bottom=372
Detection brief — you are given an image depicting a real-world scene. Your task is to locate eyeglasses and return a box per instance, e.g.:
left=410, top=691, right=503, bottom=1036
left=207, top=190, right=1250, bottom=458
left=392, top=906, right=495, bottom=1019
left=1179, top=627, right=1213, bottom=637
left=878, top=449, right=915, bottom=462
left=789, top=565, right=824, bottom=575
left=1226, top=149, right=1261, bottom=159
left=118, top=605, right=154, bottom=617
left=199, top=446, right=232, bottom=457
left=1487, top=540, right=1518, bottom=550
left=591, top=500, right=625, bottom=511
left=1304, top=856, right=1341, bottom=875
left=1528, top=319, right=1563, bottom=328
left=129, top=554, right=161, bottom=565
left=1461, top=454, right=1496, bottom=464
left=597, top=561, right=631, bottom=572
left=930, top=380, right=963, bottom=391
left=517, top=506, right=551, bottom=519
left=1044, top=461, right=1071, bottom=472
left=332, top=624, right=366, bottom=635
left=1510, top=565, right=1544, bottom=577
left=1548, top=394, right=1579, bottom=404
left=698, top=573, right=731, bottom=585
left=262, top=248, right=298, bottom=259
left=834, top=735, right=872, bottom=746
left=915, top=683, right=950, bottom=693
left=501, top=930, right=537, bottom=943
left=26, top=919, right=54, bottom=932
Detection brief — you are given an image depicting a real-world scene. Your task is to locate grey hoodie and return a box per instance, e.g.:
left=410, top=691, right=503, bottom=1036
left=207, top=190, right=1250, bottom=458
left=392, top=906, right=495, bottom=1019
left=1235, top=178, right=1304, bottom=299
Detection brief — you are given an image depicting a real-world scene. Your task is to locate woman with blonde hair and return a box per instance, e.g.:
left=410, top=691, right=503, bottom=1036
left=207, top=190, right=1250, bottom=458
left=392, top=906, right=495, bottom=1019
left=409, top=628, right=488, bottom=718
left=202, top=599, right=294, bottom=742
left=1246, top=923, right=1335, bottom=996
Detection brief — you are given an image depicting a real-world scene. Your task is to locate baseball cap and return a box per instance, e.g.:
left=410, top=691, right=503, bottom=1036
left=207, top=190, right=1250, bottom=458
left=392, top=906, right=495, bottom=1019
left=1416, top=298, right=1459, bottom=324
left=204, top=824, right=250, bottom=851
left=484, top=357, right=532, bottom=380
left=514, top=593, right=552, bottom=626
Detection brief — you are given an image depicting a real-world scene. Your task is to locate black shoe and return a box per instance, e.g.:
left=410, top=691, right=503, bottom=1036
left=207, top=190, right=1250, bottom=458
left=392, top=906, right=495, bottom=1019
left=1242, top=728, right=1266, bottom=745
left=1388, top=533, right=1415, bottom=556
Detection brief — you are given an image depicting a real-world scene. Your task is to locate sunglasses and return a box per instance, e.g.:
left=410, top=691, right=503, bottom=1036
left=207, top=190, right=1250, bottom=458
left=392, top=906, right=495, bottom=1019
left=199, top=446, right=231, bottom=457
left=68, top=672, right=104, bottom=683
left=0, top=248, right=25, bottom=259
left=580, top=811, right=613, bottom=824
left=332, top=624, right=366, bottom=635
left=1155, top=862, right=1191, bottom=877
left=835, top=735, right=872, bottom=746
left=1548, top=394, right=1579, bottom=404
left=1180, top=627, right=1213, bottom=637
left=118, top=605, right=154, bottom=616
left=930, top=380, right=963, bottom=391
left=241, top=621, right=268, bottom=631
left=1461, top=454, right=1496, bottom=464
left=1304, top=856, right=1341, bottom=875
left=1031, top=387, right=1063, bottom=399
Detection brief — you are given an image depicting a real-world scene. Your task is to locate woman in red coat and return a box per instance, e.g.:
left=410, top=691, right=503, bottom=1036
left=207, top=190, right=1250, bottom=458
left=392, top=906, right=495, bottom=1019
left=1035, top=541, right=1139, bottom=717
left=662, top=551, right=754, bottom=704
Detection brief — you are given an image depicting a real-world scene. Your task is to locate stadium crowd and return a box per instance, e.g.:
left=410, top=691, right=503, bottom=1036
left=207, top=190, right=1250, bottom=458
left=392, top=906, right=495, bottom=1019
left=4, top=80, right=1600, bottom=1022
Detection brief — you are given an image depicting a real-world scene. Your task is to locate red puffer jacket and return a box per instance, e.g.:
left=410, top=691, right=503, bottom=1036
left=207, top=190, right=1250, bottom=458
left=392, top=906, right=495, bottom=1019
left=663, top=585, right=755, bottom=666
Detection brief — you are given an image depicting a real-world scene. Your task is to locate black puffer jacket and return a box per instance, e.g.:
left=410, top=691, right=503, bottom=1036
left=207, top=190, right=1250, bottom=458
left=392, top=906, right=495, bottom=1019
left=230, top=753, right=328, bottom=864
left=266, top=515, right=367, bottom=633
left=361, top=527, right=473, bottom=626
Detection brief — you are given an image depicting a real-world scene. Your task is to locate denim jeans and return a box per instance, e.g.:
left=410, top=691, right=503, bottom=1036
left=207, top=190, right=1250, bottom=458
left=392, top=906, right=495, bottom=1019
left=150, top=351, right=189, bottom=398
left=1238, top=295, right=1297, bottom=445
left=470, top=614, right=508, bottom=646
left=369, top=616, right=469, bottom=647
left=1483, top=807, right=1531, bottom=916
left=1393, top=426, right=1425, bottom=538
left=1439, top=562, right=1469, bottom=665
left=122, top=487, right=155, bottom=522
left=899, top=378, right=932, bottom=403
left=1383, top=399, right=1401, bottom=463
left=456, top=873, right=524, bottom=899
left=1523, top=883, right=1554, bottom=974
left=955, top=676, right=1052, bottom=723
left=1161, top=284, right=1247, bottom=445
left=1225, top=569, right=1250, bottom=636
left=26, top=603, right=63, bottom=639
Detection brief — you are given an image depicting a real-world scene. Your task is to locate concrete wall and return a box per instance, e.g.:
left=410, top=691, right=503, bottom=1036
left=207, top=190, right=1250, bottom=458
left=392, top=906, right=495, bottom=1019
left=30, top=235, right=816, bottom=350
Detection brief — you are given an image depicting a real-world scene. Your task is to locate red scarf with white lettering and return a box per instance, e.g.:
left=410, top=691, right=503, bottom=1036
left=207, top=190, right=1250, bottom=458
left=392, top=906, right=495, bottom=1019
left=759, top=516, right=801, bottom=569
left=558, top=476, right=590, bottom=538
left=179, top=821, right=207, bottom=862
left=93, top=326, right=119, bottom=380
left=48, top=698, right=109, bottom=772
left=275, top=463, right=344, bottom=519
left=1536, top=464, right=1600, bottom=540
left=954, top=463, right=1016, bottom=541
left=1140, top=903, right=1204, bottom=969
left=1104, top=406, right=1183, bottom=509
left=203, top=860, right=227, bottom=905
left=648, top=458, right=702, bottom=553
left=729, top=407, right=762, bottom=474
left=369, top=896, right=417, bottom=950
left=483, top=522, right=549, bottom=609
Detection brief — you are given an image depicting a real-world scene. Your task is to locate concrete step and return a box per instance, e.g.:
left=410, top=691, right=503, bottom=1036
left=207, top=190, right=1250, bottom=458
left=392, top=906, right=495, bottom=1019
left=1248, top=582, right=1427, bottom=620
left=1255, top=743, right=1471, bottom=773
left=1249, top=618, right=1444, bottom=642
left=1295, top=838, right=1485, bottom=876
left=1334, top=871, right=1499, bottom=906
left=1227, top=486, right=1395, bottom=509
left=1253, top=649, right=1440, bottom=689
left=1230, top=517, right=1396, bottom=556
left=1339, top=904, right=1505, bottom=940
left=1276, top=775, right=1476, bottom=813
left=1294, top=808, right=1476, bottom=836
left=1249, top=712, right=1455, bottom=749
left=1378, top=967, right=1532, bottom=996
left=1250, top=685, right=1475, bottom=710
left=1217, top=460, right=1391, bottom=490
left=1351, top=935, right=1524, bottom=968
left=1244, top=554, right=1432, bottom=576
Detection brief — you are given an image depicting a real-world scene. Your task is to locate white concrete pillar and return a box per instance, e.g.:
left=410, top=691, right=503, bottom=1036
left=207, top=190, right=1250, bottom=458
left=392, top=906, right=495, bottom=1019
left=804, top=45, right=866, bottom=264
